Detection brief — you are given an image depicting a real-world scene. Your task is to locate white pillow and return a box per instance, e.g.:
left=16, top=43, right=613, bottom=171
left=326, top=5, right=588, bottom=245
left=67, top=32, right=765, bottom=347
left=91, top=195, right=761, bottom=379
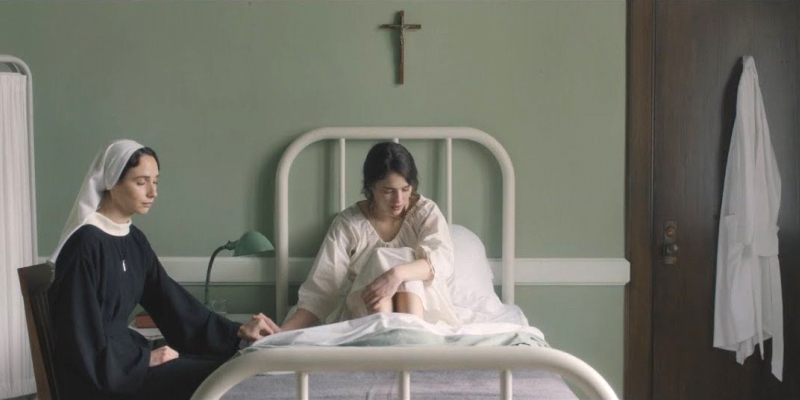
left=449, top=225, right=503, bottom=311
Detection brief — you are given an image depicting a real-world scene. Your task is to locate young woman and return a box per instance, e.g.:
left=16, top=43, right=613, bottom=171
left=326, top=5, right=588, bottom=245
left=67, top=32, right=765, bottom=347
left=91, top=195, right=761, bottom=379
left=48, top=140, right=280, bottom=400
left=281, top=141, right=459, bottom=331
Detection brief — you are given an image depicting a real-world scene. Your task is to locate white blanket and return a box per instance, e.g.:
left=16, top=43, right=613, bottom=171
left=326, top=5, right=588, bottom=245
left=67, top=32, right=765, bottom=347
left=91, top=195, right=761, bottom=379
left=242, top=313, right=547, bottom=352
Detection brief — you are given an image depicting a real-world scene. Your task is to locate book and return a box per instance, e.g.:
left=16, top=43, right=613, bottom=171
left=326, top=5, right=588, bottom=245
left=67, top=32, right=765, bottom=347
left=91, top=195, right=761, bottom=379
left=135, top=312, right=156, bottom=328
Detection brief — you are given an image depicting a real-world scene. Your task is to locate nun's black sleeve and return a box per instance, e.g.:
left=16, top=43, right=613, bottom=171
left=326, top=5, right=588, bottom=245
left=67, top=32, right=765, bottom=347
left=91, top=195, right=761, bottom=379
left=50, top=245, right=150, bottom=395
left=137, top=232, right=242, bottom=357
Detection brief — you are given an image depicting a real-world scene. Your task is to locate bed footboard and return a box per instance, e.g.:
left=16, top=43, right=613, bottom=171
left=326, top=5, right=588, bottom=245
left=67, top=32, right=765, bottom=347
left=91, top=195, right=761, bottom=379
left=191, top=346, right=618, bottom=400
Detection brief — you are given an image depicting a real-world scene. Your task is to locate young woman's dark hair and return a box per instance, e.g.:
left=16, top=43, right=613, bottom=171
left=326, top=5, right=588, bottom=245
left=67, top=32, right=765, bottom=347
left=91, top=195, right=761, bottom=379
left=361, top=142, right=419, bottom=203
left=117, top=147, right=159, bottom=184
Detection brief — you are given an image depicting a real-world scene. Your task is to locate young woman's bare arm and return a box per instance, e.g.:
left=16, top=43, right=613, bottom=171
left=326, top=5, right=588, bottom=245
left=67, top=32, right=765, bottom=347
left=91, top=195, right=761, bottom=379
left=361, top=259, right=432, bottom=311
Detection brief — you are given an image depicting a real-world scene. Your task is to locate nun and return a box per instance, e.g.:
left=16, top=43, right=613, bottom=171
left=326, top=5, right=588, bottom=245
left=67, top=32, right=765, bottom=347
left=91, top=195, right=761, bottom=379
left=47, top=140, right=280, bottom=399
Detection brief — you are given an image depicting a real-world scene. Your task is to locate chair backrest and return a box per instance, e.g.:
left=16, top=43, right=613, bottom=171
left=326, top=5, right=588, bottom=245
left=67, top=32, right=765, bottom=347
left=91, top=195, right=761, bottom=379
left=18, top=263, right=59, bottom=400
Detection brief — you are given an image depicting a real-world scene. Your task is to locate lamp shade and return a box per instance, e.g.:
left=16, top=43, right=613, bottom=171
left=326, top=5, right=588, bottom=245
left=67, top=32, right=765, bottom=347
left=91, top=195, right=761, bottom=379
left=233, top=230, right=274, bottom=256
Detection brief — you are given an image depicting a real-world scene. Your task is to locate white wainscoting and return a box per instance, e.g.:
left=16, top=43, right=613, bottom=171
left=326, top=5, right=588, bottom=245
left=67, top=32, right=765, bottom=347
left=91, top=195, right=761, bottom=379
left=158, top=257, right=630, bottom=286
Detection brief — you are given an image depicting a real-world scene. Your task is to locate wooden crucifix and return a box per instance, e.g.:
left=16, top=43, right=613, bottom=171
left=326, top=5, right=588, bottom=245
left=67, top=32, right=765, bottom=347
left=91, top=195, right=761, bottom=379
left=380, top=11, right=421, bottom=85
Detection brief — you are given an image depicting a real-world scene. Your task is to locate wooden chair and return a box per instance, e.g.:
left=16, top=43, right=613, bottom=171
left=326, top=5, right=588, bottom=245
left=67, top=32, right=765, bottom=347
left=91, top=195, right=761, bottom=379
left=18, top=263, right=59, bottom=400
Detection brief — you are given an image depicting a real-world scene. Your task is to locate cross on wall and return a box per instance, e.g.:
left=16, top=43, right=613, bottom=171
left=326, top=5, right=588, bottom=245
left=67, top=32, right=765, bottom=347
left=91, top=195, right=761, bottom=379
left=380, top=11, right=421, bottom=85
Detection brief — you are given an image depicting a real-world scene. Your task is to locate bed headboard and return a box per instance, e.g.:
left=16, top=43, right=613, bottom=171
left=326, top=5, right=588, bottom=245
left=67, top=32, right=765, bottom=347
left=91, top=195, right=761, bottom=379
left=275, top=127, right=516, bottom=321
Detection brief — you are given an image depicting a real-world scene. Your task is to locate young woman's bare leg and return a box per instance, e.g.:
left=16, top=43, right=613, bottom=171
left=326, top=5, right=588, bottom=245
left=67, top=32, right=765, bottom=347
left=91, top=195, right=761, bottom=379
left=369, top=297, right=393, bottom=314
left=394, top=292, right=423, bottom=318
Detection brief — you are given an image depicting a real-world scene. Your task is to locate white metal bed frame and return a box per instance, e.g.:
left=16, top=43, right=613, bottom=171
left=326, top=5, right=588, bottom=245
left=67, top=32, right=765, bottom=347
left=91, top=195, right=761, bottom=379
left=191, top=127, right=618, bottom=400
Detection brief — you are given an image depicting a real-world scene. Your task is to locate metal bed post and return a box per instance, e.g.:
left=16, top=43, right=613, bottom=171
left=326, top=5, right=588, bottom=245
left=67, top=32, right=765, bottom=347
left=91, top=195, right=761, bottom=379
left=339, top=138, right=346, bottom=211
left=446, top=138, right=453, bottom=223
left=399, top=371, right=411, bottom=400
left=501, top=369, right=513, bottom=400
left=295, top=371, right=308, bottom=400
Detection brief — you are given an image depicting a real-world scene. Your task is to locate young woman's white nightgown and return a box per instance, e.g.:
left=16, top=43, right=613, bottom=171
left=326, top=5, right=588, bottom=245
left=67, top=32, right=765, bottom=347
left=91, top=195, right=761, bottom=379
left=296, top=195, right=460, bottom=327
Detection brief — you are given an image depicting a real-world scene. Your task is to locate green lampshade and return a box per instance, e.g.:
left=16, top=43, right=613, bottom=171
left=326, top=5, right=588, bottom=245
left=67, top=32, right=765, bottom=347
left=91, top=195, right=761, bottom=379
left=232, top=230, right=274, bottom=256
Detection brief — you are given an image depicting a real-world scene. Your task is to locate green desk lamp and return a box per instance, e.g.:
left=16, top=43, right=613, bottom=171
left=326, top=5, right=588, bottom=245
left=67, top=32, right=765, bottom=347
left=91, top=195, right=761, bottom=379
left=205, top=230, right=274, bottom=306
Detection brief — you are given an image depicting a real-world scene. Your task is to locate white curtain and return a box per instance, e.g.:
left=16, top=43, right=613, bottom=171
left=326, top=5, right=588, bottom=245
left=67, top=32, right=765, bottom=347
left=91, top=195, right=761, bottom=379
left=0, top=71, right=37, bottom=397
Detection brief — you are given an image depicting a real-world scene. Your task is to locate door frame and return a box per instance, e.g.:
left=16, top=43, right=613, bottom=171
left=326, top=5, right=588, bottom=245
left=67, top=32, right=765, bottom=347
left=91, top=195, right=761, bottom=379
left=625, top=0, right=655, bottom=398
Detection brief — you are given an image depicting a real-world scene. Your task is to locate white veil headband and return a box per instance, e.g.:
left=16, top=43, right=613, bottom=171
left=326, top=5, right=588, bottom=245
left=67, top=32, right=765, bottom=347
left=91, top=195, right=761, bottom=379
left=48, top=139, right=145, bottom=265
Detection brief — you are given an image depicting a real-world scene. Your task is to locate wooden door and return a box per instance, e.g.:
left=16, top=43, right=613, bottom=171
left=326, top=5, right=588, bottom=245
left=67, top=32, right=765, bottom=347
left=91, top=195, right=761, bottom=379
left=627, top=1, right=800, bottom=399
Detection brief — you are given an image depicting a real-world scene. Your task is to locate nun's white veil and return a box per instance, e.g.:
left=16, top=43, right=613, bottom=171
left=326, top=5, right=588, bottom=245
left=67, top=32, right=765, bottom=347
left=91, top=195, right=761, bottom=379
left=48, top=139, right=145, bottom=264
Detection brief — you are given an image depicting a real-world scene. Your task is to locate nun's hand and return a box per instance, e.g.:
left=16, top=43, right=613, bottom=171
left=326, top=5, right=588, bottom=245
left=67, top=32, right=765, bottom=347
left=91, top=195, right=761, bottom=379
left=150, top=345, right=179, bottom=367
left=238, top=313, right=281, bottom=341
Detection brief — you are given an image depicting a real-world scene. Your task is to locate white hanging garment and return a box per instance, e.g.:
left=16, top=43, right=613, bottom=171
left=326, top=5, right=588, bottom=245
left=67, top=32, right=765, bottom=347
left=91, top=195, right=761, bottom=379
left=713, top=56, right=783, bottom=380
left=0, top=64, right=37, bottom=398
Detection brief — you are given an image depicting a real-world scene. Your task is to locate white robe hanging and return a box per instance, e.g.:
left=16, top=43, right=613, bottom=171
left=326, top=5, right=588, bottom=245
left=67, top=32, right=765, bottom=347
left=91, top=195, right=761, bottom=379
left=713, top=56, right=783, bottom=380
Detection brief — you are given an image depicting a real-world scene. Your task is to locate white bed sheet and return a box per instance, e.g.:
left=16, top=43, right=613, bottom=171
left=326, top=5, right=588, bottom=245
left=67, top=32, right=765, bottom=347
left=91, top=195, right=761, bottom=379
left=224, top=314, right=574, bottom=400
left=243, top=313, right=546, bottom=353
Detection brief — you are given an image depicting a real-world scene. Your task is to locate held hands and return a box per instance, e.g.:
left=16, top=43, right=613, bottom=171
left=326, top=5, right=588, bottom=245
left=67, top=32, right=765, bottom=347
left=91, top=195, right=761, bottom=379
left=237, top=313, right=281, bottom=341
left=362, top=268, right=403, bottom=312
left=149, top=345, right=178, bottom=367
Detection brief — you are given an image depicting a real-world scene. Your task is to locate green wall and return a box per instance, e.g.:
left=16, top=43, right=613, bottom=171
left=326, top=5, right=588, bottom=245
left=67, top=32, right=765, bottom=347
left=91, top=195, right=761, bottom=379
left=1, top=0, right=625, bottom=396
